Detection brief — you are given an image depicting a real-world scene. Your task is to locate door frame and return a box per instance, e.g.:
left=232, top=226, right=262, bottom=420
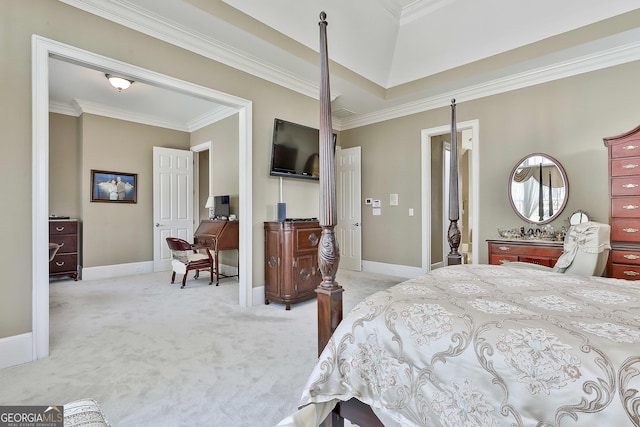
left=421, top=119, right=479, bottom=271
left=32, top=35, right=253, bottom=361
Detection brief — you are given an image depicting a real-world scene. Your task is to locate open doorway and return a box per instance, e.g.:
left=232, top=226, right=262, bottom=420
left=32, top=35, right=253, bottom=362
left=421, top=119, right=479, bottom=271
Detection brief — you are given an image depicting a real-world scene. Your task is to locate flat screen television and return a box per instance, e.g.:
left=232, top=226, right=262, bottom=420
left=269, top=118, right=335, bottom=180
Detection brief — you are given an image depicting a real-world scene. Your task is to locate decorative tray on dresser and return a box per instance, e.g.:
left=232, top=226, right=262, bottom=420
left=604, top=124, right=640, bottom=280
left=487, top=239, right=564, bottom=267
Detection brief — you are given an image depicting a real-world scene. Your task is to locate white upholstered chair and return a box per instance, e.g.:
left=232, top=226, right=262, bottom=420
left=505, top=221, right=611, bottom=277
left=165, top=237, right=215, bottom=288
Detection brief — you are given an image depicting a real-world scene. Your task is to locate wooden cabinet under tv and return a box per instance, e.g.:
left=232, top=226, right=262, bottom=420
left=487, top=239, right=563, bottom=267
left=264, top=220, right=322, bottom=310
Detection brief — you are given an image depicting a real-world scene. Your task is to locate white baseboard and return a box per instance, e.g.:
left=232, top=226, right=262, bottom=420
left=361, top=261, right=424, bottom=279
left=431, top=261, right=445, bottom=270
left=0, top=333, right=33, bottom=369
left=82, top=261, right=155, bottom=280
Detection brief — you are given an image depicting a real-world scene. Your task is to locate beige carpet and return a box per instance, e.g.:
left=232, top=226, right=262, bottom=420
left=0, top=269, right=402, bottom=426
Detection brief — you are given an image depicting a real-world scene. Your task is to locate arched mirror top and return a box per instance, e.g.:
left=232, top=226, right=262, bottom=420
left=508, top=153, right=569, bottom=225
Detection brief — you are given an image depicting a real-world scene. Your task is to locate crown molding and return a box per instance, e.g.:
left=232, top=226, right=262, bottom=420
left=50, top=98, right=237, bottom=132
left=58, top=0, right=640, bottom=132
left=58, top=0, right=325, bottom=101
left=400, top=0, right=454, bottom=26
left=49, top=100, right=82, bottom=117
left=74, top=98, right=189, bottom=131
left=187, top=106, right=238, bottom=132
left=336, top=38, right=640, bottom=130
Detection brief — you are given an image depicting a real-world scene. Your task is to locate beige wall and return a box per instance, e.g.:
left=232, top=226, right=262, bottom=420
left=340, top=60, right=640, bottom=267
left=80, top=114, right=190, bottom=267
left=50, top=113, right=81, bottom=219
left=191, top=114, right=240, bottom=216
left=191, top=114, right=241, bottom=266
left=1, top=1, right=322, bottom=338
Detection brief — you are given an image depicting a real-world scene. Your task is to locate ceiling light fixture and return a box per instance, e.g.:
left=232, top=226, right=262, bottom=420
left=105, top=74, right=134, bottom=92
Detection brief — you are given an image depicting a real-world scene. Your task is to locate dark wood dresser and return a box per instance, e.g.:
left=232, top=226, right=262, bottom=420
left=487, top=239, right=563, bottom=267
left=264, top=220, right=322, bottom=310
left=604, top=125, right=640, bottom=280
left=49, top=219, right=79, bottom=280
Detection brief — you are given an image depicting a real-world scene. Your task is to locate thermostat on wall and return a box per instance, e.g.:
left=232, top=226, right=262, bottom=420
left=372, top=200, right=381, bottom=208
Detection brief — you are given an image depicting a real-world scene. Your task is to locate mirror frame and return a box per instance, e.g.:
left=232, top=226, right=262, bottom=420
left=508, top=152, right=569, bottom=225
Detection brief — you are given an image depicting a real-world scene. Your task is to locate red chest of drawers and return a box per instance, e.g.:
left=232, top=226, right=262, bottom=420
left=604, top=125, right=640, bottom=280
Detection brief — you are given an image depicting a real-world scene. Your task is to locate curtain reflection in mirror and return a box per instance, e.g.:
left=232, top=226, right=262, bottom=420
left=512, top=155, right=565, bottom=223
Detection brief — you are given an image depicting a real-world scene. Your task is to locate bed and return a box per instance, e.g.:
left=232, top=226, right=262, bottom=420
left=279, top=12, right=640, bottom=427
left=300, top=263, right=640, bottom=426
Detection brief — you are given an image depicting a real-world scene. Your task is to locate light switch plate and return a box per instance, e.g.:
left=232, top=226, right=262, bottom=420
left=373, top=208, right=381, bottom=216
left=390, top=193, right=398, bottom=206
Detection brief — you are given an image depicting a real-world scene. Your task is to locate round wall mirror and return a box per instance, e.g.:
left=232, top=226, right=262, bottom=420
left=508, top=153, right=569, bottom=225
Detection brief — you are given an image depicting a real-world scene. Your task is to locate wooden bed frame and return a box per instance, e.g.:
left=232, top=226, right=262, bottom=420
left=314, top=12, right=462, bottom=426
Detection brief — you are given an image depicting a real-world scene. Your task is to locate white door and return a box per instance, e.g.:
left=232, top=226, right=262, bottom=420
left=153, top=147, right=194, bottom=271
left=336, top=146, right=362, bottom=271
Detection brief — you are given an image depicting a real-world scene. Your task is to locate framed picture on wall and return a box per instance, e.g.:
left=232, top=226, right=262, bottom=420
left=90, top=169, right=137, bottom=203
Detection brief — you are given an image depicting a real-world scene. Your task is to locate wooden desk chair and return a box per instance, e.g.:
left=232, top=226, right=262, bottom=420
left=165, top=237, right=215, bottom=288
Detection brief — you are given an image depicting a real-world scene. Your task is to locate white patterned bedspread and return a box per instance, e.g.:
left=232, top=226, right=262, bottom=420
left=299, top=264, right=640, bottom=427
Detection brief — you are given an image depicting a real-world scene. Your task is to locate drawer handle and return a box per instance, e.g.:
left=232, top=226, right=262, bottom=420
left=623, top=145, right=639, bottom=151
left=624, top=271, right=640, bottom=277
left=622, top=164, right=639, bottom=169
left=56, top=261, right=65, bottom=266
left=624, top=254, right=640, bottom=260
left=623, top=183, right=639, bottom=189
left=623, top=228, right=639, bottom=233
left=623, top=205, right=639, bottom=210
left=56, top=226, right=65, bottom=232
left=498, top=246, right=509, bottom=251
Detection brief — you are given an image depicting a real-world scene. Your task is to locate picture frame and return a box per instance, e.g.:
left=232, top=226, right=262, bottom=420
left=90, top=169, right=137, bottom=203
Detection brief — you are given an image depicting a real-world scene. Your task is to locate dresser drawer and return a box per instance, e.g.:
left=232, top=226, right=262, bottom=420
left=490, top=254, right=519, bottom=265
left=49, top=235, right=77, bottom=254
left=611, top=157, right=640, bottom=177
left=295, top=227, right=321, bottom=251
left=611, top=176, right=640, bottom=197
left=609, top=249, right=640, bottom=265
left=610, top=138, right=640, bottom=159
left=611, top=218, right=640, bottom=242
left=610, top=263, right=640, bottom=280
left=520, top=256, right=557, bottom=267
left=488, top=242, right=562, bottom=258
left=49, top=253, right=77, bottom=273
left=487, top=240, right=563, bottom=266
left=611, top=197, right=640, bottom=218
left=49, top=220, right=78, bottom=235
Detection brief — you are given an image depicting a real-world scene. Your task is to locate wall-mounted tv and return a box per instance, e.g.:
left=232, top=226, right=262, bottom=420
left=269, top=118, right=336, bottom=180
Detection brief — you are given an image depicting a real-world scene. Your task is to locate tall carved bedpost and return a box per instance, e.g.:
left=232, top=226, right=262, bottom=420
left=316, top=11, right=344, bottom=357
left=447, top=99, right=462, bottom=265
